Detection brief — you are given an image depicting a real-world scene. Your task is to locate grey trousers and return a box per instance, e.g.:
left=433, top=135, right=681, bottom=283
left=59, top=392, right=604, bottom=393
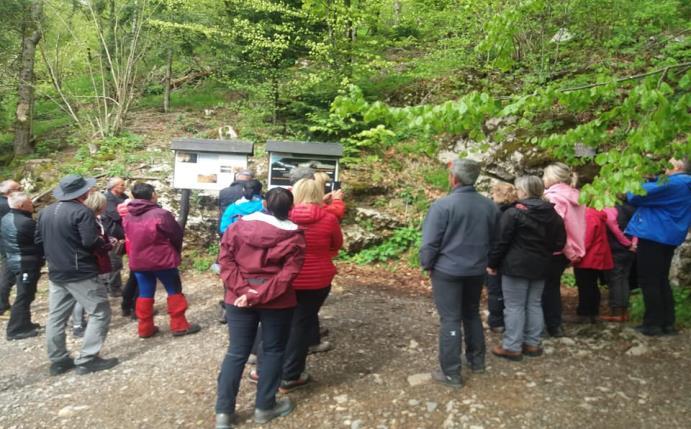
left=502, top=275, right=545, bottom=352
left=105, top=251, right=123, bottom=292
left=46, top=277, right=112, bottom=365
left=431, top=270, right=485, bottom=377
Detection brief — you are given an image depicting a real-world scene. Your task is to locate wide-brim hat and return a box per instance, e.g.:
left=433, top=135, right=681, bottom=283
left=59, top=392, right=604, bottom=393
left=52, top=174, right=97, bottom=201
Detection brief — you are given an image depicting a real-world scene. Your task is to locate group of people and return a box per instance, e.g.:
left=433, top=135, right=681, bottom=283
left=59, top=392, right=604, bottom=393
left=1, top=155, right=688, bottom=427
left=0, top=174, right=200, bottom=376
left=421, top=158, right=690, bottom=387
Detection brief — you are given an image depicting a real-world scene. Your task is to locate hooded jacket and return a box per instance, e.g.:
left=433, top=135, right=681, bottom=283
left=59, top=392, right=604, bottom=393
left=625, top=173, right=691, bottom=247
left=219, top=197, right=263, bottom=234
left=544, top=183, right=586, bottom=262
left=420, top=185, right=500, bottom=277
left=101, top=190, right=126, bottom=240
left=289, top=203, right=343, bottom=290
left=575, top=208, right=614, bottom=270
left=488, top=198, right=566, bottom=280
left=1, top=209, right=43, bottom=273
left=123, top=199, right=183, bottom=271
left=36, top=200, right=104, bottom=283
left=219, top=211, right=306, bottom=309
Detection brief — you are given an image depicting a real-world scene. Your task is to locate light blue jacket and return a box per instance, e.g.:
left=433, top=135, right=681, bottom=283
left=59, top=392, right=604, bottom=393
left=625, top=173, right=691, bottom=246
left=219, top=197, right=263, bottom=234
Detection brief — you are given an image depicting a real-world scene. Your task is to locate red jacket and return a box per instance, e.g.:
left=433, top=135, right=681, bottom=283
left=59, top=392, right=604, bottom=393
left=289, top=203, right=343, bottom=290
left=123, top=199, right=183, bottom=271
left=219, top=212, right=306, bottom=309
left=575, top=208, right=614, bottom=270
left=324, top=199, right=345, bottom=221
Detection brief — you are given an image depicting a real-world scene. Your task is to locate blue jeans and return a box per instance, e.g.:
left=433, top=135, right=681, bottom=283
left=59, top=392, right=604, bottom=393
left=502, top=275, right=545, bottom=352
left=133, top=268, right=182, bottom=298
left=216, top=305, right=293, bottom=414
left=431, top=270, right=485, bottom=376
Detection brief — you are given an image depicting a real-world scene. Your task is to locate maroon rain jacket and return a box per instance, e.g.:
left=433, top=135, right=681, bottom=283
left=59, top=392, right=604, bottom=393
left=219, top=211, right=305, bottom=309
left=123, top=199, right=183, bottom=272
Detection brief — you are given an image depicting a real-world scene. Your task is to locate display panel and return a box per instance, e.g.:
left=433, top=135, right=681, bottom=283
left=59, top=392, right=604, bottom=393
left=173, top=151, right=247, bottom=190
left=268, top=152, right=339, bottom=189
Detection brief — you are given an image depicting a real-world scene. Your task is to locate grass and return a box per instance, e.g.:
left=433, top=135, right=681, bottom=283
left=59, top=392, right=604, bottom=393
left=136, top=80, right=232, bottom=111
left=629, top=286, right=691, bottom=328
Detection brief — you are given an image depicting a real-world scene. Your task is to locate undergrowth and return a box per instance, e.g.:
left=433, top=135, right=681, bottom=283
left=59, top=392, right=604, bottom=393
left=629, top=287, right=691, bottom=328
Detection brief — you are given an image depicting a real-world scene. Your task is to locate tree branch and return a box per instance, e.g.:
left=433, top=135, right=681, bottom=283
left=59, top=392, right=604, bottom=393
left=559, top=62, right=691, bottom=93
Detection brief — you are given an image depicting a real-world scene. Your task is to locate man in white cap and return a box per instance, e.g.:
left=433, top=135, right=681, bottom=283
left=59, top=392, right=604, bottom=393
left=36, top=174, right=118, bottom=376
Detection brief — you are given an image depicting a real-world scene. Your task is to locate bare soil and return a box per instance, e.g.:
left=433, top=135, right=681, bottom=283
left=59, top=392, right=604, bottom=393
left=1, top=263, right=690, bottom=429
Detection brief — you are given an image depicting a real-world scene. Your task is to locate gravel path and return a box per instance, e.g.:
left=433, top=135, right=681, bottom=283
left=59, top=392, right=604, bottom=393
left=1, top=265, right=690, bottom=429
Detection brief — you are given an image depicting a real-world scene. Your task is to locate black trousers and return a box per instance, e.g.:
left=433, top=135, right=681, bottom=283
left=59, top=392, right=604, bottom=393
left=637, top=238, right=676, bottom=329
left=485, top=272, right=504, bottom=328
left=574, top=268, right=602, bottom=316
left=6, top=269, right=40, bottom=336
left=431, top=270, right=485, bottom=377
left=0, top=255, right=16, bottom=312
left=542, top=254, right=570, bottom=329
left=120, top=271, right=139, bottom=312
left=282, top=287, right=331, bottom=381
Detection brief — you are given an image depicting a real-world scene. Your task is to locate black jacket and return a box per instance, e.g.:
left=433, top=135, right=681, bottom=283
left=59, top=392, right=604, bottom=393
left=218, top=181, right=246, bottom=224
left=36, top=200, right=104, bottom=283
left=0, top=195, right=9, bottom=254
left=1, top=209, right=43, bottom=273
left=488, top=198, right=566, bottom=280
left=101, top=190, right=126, bottom=240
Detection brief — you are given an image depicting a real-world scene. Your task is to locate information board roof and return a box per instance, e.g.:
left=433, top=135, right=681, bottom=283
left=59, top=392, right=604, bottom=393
left=266, top=140, right=343, bottom=157
left=171, top=138, right=254, bottom=154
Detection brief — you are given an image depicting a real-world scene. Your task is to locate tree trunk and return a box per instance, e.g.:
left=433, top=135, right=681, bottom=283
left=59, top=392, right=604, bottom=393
left=393, top=0, right=401, bottom=26
left=163, top=47, right=173, bottom=112
left=14, top=0, right=43, bottom=157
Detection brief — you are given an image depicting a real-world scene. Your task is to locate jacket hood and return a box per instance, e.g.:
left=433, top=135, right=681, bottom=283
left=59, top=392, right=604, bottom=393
left=545, top=182, right=580, bottom=206
left=236, top=212, right=300, bottom=249
left=290, top=203, right=328, bottom=226
left=517, top=198, right=561, bottom=223
left=234, top=198, right=263, bottom=215
left=127, top=199, right=159, bottom=216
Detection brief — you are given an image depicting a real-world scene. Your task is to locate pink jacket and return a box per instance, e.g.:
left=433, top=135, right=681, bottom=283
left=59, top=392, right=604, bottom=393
left=544, top=183, right=586, bottom=262
left=602, top=207, right=637, bottom=248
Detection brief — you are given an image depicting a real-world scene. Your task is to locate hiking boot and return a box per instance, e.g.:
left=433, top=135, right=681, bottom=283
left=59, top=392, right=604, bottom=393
left=662, top=326, right=680, bottom=336
left=492, top=345, right=523, bottom=361
left=279, top=372, right=311, bottom=393
left=172, top=323, right=201, bottom=337
left=254, top=397, right=294, bottom=424
left=7, top=329, right=39, bottom=341
left=600, top=307, right=627, bottom=322
left=215, top=413, right=234, bottom=429
left=467, top=361, right=486, bottom=374
left=490, top=326, right=505, bottom=334
left=634, top=325, right=663, bottom=337
left=308, top=341, right=332, bottom=354
left=73, top=326, right=85, bottom=338
left=139, top=326, right=160, bottom=339
left=431, top=369, right=463, bottom=388
left=547, top=325, right=565, bottom=338
left=75, top=356, right=119, bottom=375
left=49, top=357, right=75, bottom=376
left=522, top=344, right=544, bottom=357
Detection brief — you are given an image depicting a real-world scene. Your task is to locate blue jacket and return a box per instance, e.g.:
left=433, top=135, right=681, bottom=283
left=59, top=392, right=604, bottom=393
left=220, top=197, right=263, bottom=234
left=625, top=173, right=691, bottom=246
left=420, top=186, right=499, bottom=277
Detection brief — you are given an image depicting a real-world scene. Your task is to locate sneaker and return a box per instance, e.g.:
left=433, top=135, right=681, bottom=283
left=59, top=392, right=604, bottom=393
left=73, top=326, right=85, bottom=338
left=247, top=369, right=259, bottom=384
left=308, top=341, right=333, bottom=354
left=75, top=356, right=119, bottom=375
left=254, top=398, right=294, bottom=424
left=492, top=345, right=523, bottom=361
left=490, top=326, right=505, bottom=334
left=7, top=329, right=39, bottom=341
left=49, top=357, right=76, bottom=376
left=279, top=372, right=311, bottom=393
left=522, top=344, right=544, bottom=357
left=172, top=323, right=202, bottom=337
left=431, top=369, right=463, bottom=388
left=215, top=413, right=234, bottom=429
left=466, top=362, right=486, bottom=374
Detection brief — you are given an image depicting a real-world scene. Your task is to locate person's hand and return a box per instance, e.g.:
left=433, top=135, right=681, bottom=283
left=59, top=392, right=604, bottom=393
left=570, top=257, right=582, bottom=265
left=234, top=295, right=248, bottom=307
left=322, top=192, right=333, bottom=204
left=486, top=267, right=497, bottom=276
left=628, top=243, right=637, bottom=252
left=332, top=189, right=344, bottom=200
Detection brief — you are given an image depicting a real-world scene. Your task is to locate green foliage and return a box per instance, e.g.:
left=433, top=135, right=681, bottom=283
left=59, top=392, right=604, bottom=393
left=629, top=287, right=691, bottom=327
left=562, top=272, right=577, bottom=288
left=347, top=226, right=421, bottom=265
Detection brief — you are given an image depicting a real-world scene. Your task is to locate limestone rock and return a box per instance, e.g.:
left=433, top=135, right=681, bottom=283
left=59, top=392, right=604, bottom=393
left=407, top=373, right=432, bottom=387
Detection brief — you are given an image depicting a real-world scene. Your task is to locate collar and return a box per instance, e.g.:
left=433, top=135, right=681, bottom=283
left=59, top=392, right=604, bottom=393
left=451, top=185, right=476, bottom=194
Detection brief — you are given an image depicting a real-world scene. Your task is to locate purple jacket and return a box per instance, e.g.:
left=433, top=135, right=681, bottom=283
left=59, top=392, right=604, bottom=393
left=123, top=199, right=183, bottom=271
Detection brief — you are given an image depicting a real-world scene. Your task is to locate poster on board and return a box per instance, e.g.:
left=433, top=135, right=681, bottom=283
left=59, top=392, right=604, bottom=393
left=268, top=152, right=338, bottom=188
left=173, top=151, right=247, bottom=191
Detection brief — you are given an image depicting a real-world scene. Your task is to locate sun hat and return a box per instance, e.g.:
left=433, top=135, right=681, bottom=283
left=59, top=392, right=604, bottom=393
left=52, top=174, right=97, bottom=201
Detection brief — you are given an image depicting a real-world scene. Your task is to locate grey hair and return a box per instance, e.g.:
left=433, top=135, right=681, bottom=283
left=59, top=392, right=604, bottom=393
left=451, top=159, right=481, bottom=186
left=514, top=175, right=545, bottom=199
left=107, top=177, right=124, bottom=190
left=543, top=162, right=574, bottom=188
left=289, top=166, right=315, bottom=185
left=84, top=191, right=107, bottom=213
left=8, top=192, right=30, bottom=209
left=0, top=180, right=19, bottom=195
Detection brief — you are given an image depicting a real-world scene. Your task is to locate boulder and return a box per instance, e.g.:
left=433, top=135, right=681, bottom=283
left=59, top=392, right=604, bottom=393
left=355, top=208, right=404, bottom=231
left=342, top=224, right=383, bottom=253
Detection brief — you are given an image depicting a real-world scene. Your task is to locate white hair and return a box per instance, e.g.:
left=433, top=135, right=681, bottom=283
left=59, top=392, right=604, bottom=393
left=8, top=192, right=30, bottom=209
left=0, top=180, right=19, bottom=195
left=107, top=177, right=124, bottom=190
